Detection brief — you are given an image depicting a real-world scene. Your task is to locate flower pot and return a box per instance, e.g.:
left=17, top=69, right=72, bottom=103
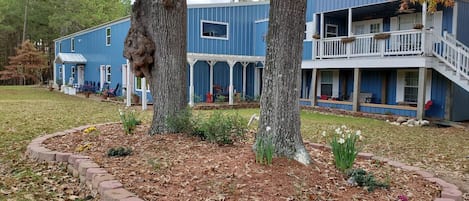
left=341, top=37, right=356, bottom=44
left=373, top=33, right=391, bottom=40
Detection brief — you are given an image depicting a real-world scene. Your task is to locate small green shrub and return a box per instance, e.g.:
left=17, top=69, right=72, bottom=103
left=107, top=147, right=132, bottom=157
left=255, top=136, right=274, bottom=165
left=119, top=109, right=141, bottom=134
left=166, top=108, right=194, bottom=134
left=215, top=95, right=226, bottom=103
left=199, top=111, right=247, bottom=145
left=346, top=168, right=390, bottom=192
left=194, top=94, right=202, bottom=103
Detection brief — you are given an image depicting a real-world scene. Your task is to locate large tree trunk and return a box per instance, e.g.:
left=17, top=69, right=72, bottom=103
left=256, top=0, right=311, bottom=165
left=124, top=0, right=187, bottom=134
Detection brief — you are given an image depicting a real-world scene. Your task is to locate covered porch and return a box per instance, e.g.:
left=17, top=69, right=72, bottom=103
left=312, top=0, right=438, bottom=60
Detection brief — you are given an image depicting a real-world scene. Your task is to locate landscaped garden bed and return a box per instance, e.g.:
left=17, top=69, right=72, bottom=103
left=43, top=123, right=442, bottom=200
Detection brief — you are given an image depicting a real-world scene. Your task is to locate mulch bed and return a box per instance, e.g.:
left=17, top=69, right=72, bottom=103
left=44, top=124, right=440, bottom=200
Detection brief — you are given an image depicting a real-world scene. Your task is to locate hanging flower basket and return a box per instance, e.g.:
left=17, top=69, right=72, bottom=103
left=413, top=24, right=424, bottom=29
left=312, top=33, right=321, bottom=39
left=373, top=33, right=391, bottom=40
left=341, top=37, right=356, bottom=44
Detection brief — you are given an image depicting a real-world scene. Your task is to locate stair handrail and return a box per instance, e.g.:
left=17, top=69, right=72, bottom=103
left=444, top=31, right=469, bottom=54
left=433, top=32, right=469, bottom=81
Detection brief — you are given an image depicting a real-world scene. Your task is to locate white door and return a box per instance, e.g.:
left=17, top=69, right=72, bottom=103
left=77, top=65, right=84, bottom=85
left=352, top=19, right=383, bottom=54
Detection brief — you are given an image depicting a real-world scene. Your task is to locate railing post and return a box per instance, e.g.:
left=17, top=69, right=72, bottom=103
left=346, top=43, right=351, bottom=58
left=457, top=47, right=462, bottom=74
left=380, top=39, right=385, bottom=57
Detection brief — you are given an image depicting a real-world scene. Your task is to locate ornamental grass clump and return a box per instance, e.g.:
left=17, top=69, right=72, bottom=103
left=323, top=125, right=363, bottom=172
left=119, top=109, right=141, bottom=134
left=255, top=136, right=274, bottom=165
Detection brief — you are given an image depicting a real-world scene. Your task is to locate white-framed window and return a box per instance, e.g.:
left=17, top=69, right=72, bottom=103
left=106, top=65, right=111, bottom=83
left=71, top=66, right=76, bottom=78
left=396, top=69, right=432, bottom=104
left=320, top=71, right=333, bottom=97
left=370, top=23, right=381, bottom=33
left=135, top=77, right=150, bottom=92
left=201, top=20, right=229, bottom=40
left=304, top=21, right=313, bottom=41
left=59, top=42, right=62, bottom=53
left=71, top=37, right=75, bottom=52
left=403, top=71, right=419, bottom=103
left=325, top=24, right=338, bottom=38
left=105, top=27, right=111, bottom=46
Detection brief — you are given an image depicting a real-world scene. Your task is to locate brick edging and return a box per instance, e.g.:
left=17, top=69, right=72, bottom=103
left=26, top=123, right=144, bottom=201
left=26, top=124, right=463, bottom=201
left=305, top=141, right=463, bottom=201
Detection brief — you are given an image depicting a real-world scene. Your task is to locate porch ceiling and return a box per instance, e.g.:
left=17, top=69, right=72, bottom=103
left=54, top=53, right=87, bottom=64
left=324, top=1, right=422, bottom=21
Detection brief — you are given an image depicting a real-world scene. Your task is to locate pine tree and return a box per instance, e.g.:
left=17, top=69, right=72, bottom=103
left=0, top=40, right=47, bottom=85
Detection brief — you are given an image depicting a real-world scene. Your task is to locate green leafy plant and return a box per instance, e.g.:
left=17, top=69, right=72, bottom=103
left=194, top=94, right=202, bottom=103
left=107, top=147, right=132, bottom=157
left=215, top=95, right=226, bottom=103
left=255, top=136, right=274, bottom=165
left=323, top=125, right=363, bottom=172
left=166, top=107, right=195, bottom=134
left=119, top=109, right=141, bottom=134
left=198, top=111, right=247, bottom=145
left=346, top=168, right=390, bottom=192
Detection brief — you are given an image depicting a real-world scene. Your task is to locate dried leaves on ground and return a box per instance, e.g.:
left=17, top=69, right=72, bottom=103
left=45, top=124, right=440, bottom=200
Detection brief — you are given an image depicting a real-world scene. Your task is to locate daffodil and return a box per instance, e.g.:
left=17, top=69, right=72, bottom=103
left=338, top=138, right=345, bottom=144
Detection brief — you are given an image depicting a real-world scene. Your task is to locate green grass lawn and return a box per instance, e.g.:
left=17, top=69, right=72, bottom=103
left=0, top=86, right=467, bottom=200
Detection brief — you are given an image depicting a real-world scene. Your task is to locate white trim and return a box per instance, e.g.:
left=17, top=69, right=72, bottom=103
left=452, top=1, right=458, bottom=36
left=188, top=1, right=269, bottom=9
left=54, top=17, right=129, bottom=42
left=304, top=57, right=432, bottom=69
left=134, top=77, right=150, bottom=92
left=105, top=65, right=111, bottom=83
left=187, top=52, right=264, bottom=63
left=304, top=21, right=314, bottom=42
left=200, top=20, right=229, bottom=40
left=105, top=27, right=111, bottom=46
left=254, top=18, right=269, bottom=23
left=100, top=65, right=105, bottom=90
left=59, top=66, right=63, bottom=79
left=71, top=66, right=76, bottom=80
left=352, top=18, right=383, bottom=35
left=70, top=37, right=75, bottom=52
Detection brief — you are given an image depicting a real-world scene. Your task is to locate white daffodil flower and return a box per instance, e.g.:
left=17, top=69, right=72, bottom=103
left=321, top=131, right=327, bottom=137
left=338, top=138, right=345, bottom=144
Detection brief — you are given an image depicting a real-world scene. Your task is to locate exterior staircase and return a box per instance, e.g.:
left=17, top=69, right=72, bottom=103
left=431, top=32, right=469, bottom=92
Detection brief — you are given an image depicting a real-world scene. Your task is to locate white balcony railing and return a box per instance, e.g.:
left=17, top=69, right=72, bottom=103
left=314, top=30, right=423, bottom=59
left=432, top=32, right=469, bottom=81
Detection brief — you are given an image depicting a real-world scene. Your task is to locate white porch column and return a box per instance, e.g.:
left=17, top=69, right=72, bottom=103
left=126, top=60, right=132, bottom=107
left=452, top=2, right=458, bottom=36
left=416, top=67, right=427, bottom=120
left=227, top=60, right=237, bottom=105
left=310, top=68, right=318, bottom=106
left=207, top=60, right=216, bottom=96
left=187, top=58, right=197, bottom=107
left=320, top=13, right=325, bottom=60
left=421, top=1, right=427, bottom=53
left=53, top=64, right=57, bottom=87
left=352, top=68, right=361, bottom=112
left=347, top=8, right=352, bottom=58
left=141, top=77, right=147, bottom=110
left=62, top=64, right=66, bottom=87
left=312, top=14, right=317, bottom=60
left=241, top=62, right=249, bottom=99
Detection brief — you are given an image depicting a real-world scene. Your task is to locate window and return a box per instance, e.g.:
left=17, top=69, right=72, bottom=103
left=325, top=24, right=338, bottom=38
left=135, top=77, right=150, bottom=91
left=201, top=20, right=229, bottom=40
left=106, top=27, right=111, bottom=46
left=71, top=66, right=76, bottom=78
left=59, top=42, right=62, bottom=53
left=320, top=71, right=333, bottom=97
left=71, top=37, right=75, bottom=52
left=106, top=65, right=111, bottom=83
left=370, top=23, right=381, bottom=33
left=404, top=71, right=418, bottom=103
left=59, top=66, right=62, bottom=79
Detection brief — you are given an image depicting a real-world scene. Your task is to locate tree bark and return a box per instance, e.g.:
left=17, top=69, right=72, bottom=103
left=255, top=0, right=311, bottom=165
left=124, top=0, right=187, bottom=134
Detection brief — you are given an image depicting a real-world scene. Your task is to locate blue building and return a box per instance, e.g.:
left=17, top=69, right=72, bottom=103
left=53, top=0, right=469, bottom=121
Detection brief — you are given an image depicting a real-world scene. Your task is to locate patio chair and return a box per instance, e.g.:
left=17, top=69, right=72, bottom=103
left=103, top=83, right=120, bottom=98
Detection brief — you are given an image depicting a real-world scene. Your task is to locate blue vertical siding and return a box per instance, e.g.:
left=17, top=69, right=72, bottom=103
left=360, top=70, right=383, bottom=103
left=428, top=70, right=448, bottom=119
left=451, top=84, right=469, bottom=121
left=246, top=64, right=255, bottom=98
left=314, top=0, right=387, bottom=12
left=387, top=71, right=397, bottom=105
left=457, top=1, right=469, bottom=46
left=254, top=21, right=268, bottom=56
left=303, top=41, right=313, bottom=60
left=442, top=6, right=453, bottom=34
left=187, top=4, right=269, bottom=55
left=193, top=61, right=210, bottom=102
